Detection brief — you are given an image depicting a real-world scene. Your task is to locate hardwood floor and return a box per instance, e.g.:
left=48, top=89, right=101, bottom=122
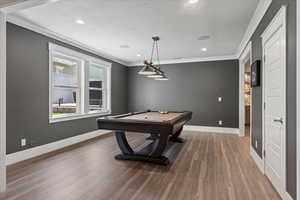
left=0, top=131, right=280, bottom=200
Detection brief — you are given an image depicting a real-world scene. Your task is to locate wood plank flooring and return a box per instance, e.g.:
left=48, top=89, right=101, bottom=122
left=0, top=131, right=280, bottom=200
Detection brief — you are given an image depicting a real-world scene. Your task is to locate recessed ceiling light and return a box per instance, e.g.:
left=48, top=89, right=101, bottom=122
left=137, top=54, right=141, bottom=57
left=202, top=48, right=207, bottom=52
left=198, top=35, right=210, bottom=41
left=120, top=45, right=130, bottom=49
left=188, top=0, right=199, bottom=4
left=75, top=19, right=85, bottom=25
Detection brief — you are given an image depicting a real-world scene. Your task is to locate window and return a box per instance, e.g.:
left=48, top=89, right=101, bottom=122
left=49, top=43, right=111, bottom=123
left=52, top=54, right=81, bottom=116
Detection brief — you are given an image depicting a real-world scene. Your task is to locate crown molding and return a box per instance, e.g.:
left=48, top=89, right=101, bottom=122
left=236, top=0, right=272, bottom=58
left=0, top=0, right=53, bottom=13
left=8, top=14, right=238, bottom=67
left=7, top=14, right=130, bottom=66
left=4, top=0, right=271, bottom=67
left=127, top=55, right=238, bottom=67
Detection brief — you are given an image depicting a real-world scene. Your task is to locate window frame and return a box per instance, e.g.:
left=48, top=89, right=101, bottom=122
left=87, top=61, right=110, bottom=114
left=49, top=43, right=112, bottom=123
left=51, top=52, right=83, bottom=118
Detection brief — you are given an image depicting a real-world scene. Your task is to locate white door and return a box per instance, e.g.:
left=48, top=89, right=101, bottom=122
left=263, top=7, right=286, bottom=196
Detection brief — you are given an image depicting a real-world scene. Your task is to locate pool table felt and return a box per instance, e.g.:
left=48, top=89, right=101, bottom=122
left=120, top=112, right=183, bottom=122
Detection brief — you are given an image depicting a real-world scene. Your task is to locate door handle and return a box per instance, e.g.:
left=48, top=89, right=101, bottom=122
left=273, top=117, right=284, bottom=124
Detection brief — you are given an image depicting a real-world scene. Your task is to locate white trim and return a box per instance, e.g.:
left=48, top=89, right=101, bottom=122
left=249, top=147, right=294, bottom=200
left=49, top=112, right=112, bottom=123
left=48, top=43, right=113, bottom=67
left=7, top=12, right=238, bottom=67
left=297, top=0, right=300, bottom=199
left=183, top=125, right=240, bottom=134
left=0, top=0, right=54, bottom=13
left=6, top=130, right=112, bottom=166
left=250, top=146, right=265, bottom=174
left=106, top=64, right=112, bottom=112
left=238, top=42, right=252, bottom=137
left=48, top=43, right=112, bottom=123
left=261, top=7, right=286, bottom=39
left=0, top=10, right=6, bottom=193
left=284, top=192, right=294, bottom=200
left=261, top=6, right=286, bottom=199
left=2, top=0, right=272, bottom=67
left=7, top=14, right=129, bottom=66
left=128, top=55, right=237, bottom=66
left=236, top=0, right=272, bottom=58
left=3, top=0, right=272, bottom=67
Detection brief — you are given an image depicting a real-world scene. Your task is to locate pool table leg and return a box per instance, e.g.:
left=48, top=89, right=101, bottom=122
left=146, top=134, right=159, bottom=141
left=115, top=131, right=134, bottom=154
left=169, top=127, right=184, bottom=143
left=114, top=131, right=170, bottom=165
left=150, top=134, right=169, bottom=157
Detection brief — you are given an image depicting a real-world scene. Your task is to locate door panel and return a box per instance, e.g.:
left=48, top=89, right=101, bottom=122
left=264, top=24, right=286, bottom=195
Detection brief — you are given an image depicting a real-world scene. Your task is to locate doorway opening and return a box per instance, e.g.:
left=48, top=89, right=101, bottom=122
left=239, top=41, right=252, bottom=137
left=244, top=59, right=252, bottom=137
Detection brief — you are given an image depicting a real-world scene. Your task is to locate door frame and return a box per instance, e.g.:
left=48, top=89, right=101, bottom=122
left=0, top=0, right=56, bottom=192
left=298, top=0, right=300, bottom=199
left=261, top=5, right=287, bottom=197
left=0, top=10, right=6, bottom=193
left=239, top=42, right=252, bottom=137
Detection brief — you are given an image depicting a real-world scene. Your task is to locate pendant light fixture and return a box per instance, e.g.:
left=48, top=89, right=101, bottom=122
left=147, top=67, right=164, bottom=78
left=155, top=73, right=169, bottom=81
left=138, top=61, right=156, bottom=75
left=138, top=36, right=168, bottom=80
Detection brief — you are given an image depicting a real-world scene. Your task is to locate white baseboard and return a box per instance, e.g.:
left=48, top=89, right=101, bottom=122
left=250, top=147, right=294, bottom=200
left=183, top=125, right=240, bottom=135
left=250, top=146, right=264, bottom=174
left=284, top=192, right=294, bottom=200
left=6, top=130, right=112, bottom=166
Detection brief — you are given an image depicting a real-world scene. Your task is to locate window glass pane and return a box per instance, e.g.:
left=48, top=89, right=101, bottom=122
left=51, top=54, right=81, bottom=117
left=52, top=56, right=79, bottom=87
left=88, top=64, right=106, bottom=111
left=89, top=64, right=104, bottom=88
left=52, top=87, right=80, bottom=116
left=89, top=64, right=106, bottom=112
left=89, top=89, right=103, bottom=111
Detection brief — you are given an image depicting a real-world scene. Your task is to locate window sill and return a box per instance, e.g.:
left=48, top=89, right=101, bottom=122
left=49, top=111, right=112, bottom=124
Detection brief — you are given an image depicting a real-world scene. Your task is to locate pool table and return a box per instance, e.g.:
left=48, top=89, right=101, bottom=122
left=97, top=110, right=192, bottom=165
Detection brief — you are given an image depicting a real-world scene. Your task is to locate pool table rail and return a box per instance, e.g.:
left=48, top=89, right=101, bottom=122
left=97, top=110, right=192, bottom=135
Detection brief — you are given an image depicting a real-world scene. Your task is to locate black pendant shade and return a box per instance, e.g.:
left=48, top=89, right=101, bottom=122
left=138, top=36, right=168, bottom=80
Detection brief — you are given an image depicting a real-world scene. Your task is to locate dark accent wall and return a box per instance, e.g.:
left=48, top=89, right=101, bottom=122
left=249, top=0, right=296, bottom=198
left=6, top=23, right=128, bottom=154
left=6, top=2, right=297, bottom=197
left=128, top=60, right=239, bottom=128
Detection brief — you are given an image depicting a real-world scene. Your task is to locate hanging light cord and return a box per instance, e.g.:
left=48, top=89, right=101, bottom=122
left=142, top=36, right=166, bottom=75
left=155, top=40, right=161, bottom=70
left=150, top=39, right=156, bottom=64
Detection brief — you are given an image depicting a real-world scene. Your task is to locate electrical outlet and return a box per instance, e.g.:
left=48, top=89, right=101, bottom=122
left=21, top=138, right=26, bottom=147
left=255, top=140, right=258, bottom=148
left=218, top=120, right=223, bottom=126
left=218, top=97, right=223, bottom=102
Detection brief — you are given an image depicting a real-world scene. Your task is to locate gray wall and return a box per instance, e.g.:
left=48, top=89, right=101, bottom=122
left=249, top=0, right=296, bottom=198
left=128, top=60, right=239, bottom=128
left=6, top=23, right=128, bottom=154
left=6, top=2, right=297, bottom=197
